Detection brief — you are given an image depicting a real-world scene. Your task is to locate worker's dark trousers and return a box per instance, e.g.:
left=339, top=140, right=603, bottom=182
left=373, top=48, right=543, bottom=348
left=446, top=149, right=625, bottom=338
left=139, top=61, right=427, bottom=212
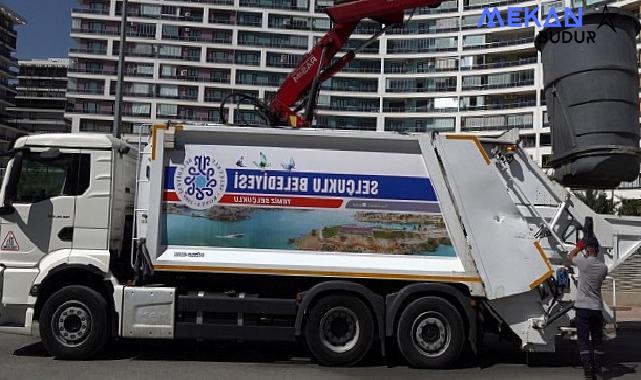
left=576, top=308, right=604, bottom=374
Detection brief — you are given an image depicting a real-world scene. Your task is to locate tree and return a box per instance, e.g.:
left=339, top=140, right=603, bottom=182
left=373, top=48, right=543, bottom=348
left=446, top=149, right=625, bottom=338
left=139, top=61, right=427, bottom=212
left=619, top=198, right=641, bottom=216
left=575, top=189, right=615, bottom=214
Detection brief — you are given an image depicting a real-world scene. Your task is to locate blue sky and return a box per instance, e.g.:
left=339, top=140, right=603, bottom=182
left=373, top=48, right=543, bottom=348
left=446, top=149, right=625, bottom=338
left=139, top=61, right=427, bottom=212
left=4, top=0, right=75, bottom=59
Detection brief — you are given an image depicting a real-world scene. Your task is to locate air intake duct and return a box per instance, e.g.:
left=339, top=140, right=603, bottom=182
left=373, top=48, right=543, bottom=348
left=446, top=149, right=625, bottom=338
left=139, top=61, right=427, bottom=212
left=535, top=7, right=641, bottom=189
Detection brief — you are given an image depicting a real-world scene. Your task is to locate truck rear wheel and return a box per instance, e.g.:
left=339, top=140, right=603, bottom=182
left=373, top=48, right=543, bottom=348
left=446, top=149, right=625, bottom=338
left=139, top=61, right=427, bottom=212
left=39, top=285, right=110, bottom=360
left=396, top=296, right=465, bottom=369
left=304, top=295, right=374, bottom=366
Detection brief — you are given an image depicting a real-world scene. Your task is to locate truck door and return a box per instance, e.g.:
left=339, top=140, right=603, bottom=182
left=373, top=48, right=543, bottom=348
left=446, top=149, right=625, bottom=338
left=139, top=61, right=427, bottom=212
left=0, top=150, right=90, bottom=267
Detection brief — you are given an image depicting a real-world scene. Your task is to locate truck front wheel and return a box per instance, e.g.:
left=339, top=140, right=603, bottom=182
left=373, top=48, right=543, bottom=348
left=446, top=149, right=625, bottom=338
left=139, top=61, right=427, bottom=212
left=39, top=285, right=111, bottom=360
left=304, top=295, right=374, bottom=366
left=396, top=296, right=465, bottom=369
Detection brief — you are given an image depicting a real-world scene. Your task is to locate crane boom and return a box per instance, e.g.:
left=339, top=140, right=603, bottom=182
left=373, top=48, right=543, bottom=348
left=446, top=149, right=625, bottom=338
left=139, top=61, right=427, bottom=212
left=264, top=0, right=443, bottom=127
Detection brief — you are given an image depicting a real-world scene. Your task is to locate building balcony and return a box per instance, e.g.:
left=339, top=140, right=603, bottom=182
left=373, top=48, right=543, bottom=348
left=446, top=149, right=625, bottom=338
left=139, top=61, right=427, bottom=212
left=268, top=22, right=317, bottom=31
left=265, top=61, right=298, bottom=69
left=461, top=79, right=534, bottom=91
left=383, top=105, right=458, bottom=113
left=204, top=96, right=224, bottom=103
left=460, top=100, right=536, bottom=111
left=71, top=28, right=120, bottom=36
left=162, top=34, right=232, bottom=44
left=209, top=16, right=236, bottom=25
left=463, top=37, right=535, bottom=50
left=322, top=84, right=378, bottom=93
left=126, top=30, right=157, bottom=39
left=122, top=111, right=151, bottom=118
left=461, top=121, right=534, bottom=131
left=160, top=74, right=230, bottom=83
left=67, top=88, right=105, bottom=95
left=238, top=20, right=263, bottom=27
left=207, top=52, right=261, bottom=66
left=240, top=0, right=309, bottom=11
left=155, top=94, right=199, bottom=101
left=161, top=54, right=202, bottom=62
left=68, top=67, right=118, bottom=76
left=317, top=104, right=380, bottom=112
left=387, top=26, right=460, bottom=35
left=72, top=8, right=110, bottom=15
left=386, top=86, right=457, bottom=93
left=460, top=57, right=537, bottom=71
left=70, top=48, right=108, bottom=55
left=346, top=23, right=378, bottom=35
left=124, top=70, right=154, bottom=78
left=238, top=40, right=308, bottom=50
left=67, top=107, right=114, bottom=116
left=343, top=65, right=381, bottom=74
left=122, top=11, right=204, bottom=23
left=237, top=79, right=283, bottom=87
left=461, top=111, right=534, bottom=132
left=387, top=46, right=457, bottom=54
left=415, top=3, right=458, bottom=15
left=384, top=65, right=457, bottom=74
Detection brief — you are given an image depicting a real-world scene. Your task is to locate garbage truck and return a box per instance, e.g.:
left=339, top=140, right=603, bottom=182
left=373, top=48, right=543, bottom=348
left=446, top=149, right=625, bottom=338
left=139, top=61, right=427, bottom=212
left=0, top=125, right=640, bottom=368
left=1, top=0, right=641, bottom=369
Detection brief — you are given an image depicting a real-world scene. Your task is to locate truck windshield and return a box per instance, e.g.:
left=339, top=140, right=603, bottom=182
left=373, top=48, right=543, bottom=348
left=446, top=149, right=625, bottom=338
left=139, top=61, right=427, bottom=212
left=14, top=153, right=90, bottom=203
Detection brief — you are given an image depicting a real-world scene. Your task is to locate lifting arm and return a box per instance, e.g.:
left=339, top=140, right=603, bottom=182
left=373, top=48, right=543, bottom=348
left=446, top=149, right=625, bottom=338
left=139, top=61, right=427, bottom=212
left=236, top=0, right=443, bottom=128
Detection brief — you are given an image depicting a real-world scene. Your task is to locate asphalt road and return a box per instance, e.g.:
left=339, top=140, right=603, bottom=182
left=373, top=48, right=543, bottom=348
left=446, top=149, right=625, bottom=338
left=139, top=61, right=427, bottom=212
left=0, top=328, right=640, bottom=380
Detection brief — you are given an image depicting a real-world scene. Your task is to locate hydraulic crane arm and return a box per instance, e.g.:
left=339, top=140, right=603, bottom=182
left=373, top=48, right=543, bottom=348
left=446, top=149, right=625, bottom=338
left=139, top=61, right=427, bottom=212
left=265, top=0, right=443, bottom=128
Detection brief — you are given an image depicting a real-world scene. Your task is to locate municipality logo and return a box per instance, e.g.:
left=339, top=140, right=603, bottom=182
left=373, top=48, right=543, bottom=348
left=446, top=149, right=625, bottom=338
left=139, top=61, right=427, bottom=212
left=174, top=154, right=226, bottom=210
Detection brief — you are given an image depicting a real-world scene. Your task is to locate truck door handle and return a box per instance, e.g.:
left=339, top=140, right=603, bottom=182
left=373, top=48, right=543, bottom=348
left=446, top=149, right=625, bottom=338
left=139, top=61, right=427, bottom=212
left=58, top=227, right=73, bottom=242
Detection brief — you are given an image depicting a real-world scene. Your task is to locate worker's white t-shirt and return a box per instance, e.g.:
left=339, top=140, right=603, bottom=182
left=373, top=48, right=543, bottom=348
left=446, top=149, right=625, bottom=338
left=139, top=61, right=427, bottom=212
left=572, top=254, right=608, bottom=311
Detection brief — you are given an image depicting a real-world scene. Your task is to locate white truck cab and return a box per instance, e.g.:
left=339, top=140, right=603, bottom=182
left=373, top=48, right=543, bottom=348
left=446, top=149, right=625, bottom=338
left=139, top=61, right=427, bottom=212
left=0, top=134, right=136, bottom=340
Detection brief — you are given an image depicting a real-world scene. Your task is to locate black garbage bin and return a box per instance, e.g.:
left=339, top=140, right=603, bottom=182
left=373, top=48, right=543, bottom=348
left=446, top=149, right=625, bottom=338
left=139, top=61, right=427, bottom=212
left=535, top=7, right=641, bottom=189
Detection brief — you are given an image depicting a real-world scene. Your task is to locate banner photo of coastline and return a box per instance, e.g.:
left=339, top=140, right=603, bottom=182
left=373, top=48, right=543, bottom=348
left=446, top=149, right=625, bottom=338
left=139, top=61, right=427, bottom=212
left=161, top=145, right=456, bottom=257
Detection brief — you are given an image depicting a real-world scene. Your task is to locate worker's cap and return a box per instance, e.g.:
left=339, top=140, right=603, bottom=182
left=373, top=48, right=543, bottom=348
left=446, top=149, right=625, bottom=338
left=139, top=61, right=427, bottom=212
left=583, top=236, right=600, bottom=251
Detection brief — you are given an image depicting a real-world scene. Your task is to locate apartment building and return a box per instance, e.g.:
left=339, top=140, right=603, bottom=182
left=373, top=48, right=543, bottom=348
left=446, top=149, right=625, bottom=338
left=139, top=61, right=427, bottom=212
left=66, top=0, right=640, bottom=165
left=0, top=2, right=24, bottom=152
left=8, top=58, right=70, bottom=133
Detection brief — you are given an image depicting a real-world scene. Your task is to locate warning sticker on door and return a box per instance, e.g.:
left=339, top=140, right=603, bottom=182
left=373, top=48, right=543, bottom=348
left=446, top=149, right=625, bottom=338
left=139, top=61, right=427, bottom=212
left=1, top=231, right=19, bottom=251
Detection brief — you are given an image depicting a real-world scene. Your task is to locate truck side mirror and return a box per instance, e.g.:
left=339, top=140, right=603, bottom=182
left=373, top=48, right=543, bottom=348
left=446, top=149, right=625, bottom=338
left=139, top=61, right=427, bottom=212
left=0, top=150, right=23, bottom=214
left=0, top=205, right=14, bottom=215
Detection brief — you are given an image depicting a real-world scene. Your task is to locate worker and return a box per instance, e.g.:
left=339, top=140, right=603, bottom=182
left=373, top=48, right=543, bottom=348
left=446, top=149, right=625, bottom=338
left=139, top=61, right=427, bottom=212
left=567, top=218, right=609, bottom=380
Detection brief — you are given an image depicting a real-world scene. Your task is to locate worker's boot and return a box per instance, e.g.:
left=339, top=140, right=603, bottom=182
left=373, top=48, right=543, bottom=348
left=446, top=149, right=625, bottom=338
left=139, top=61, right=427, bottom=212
left=582, top=367, right=593, bottom=380
left=593, top=351, right=605, bottom=380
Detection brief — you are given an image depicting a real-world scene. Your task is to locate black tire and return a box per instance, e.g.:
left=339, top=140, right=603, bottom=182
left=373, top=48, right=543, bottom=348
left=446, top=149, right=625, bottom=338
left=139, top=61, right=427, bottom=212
left=396, top=296, right=465, bottom=369
left=304, top=295, right=374, bottom=366
left=39, top=285, right=111, bottom=360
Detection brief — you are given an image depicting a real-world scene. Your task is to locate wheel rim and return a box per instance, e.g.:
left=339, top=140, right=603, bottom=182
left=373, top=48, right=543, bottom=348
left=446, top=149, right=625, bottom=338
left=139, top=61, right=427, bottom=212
left=411, top=311, right=451, bottom=357
left=51, top=300, right=93, bottom=348
left=319, top=306, right=360, bottom=354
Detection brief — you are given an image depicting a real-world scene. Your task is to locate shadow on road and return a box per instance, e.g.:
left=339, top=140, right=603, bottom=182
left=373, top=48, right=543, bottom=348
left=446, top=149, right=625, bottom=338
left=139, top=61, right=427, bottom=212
left=12, top=330, right=641, bottom=377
